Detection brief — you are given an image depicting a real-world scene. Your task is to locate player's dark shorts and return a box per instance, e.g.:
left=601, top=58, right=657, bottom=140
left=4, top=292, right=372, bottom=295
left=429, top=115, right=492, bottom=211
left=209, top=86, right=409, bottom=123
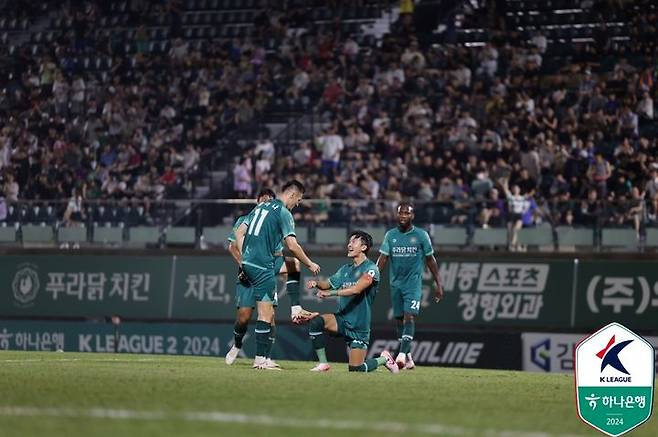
left=391, top=286, right=422, bottom=317
left=237, top=256, right=285, bottom=307
left=334, top=313, right=370, bottom=349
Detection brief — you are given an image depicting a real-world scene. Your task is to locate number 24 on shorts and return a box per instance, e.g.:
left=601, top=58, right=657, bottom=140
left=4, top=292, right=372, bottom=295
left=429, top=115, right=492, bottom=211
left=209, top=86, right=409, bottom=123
left=411, top=300, right=420, bottom=310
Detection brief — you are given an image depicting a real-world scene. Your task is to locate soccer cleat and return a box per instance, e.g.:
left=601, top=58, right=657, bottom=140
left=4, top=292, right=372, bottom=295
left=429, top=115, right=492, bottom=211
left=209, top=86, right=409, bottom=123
left=225, top=345, right=240, bottom=365
left=291, top=305, right=319, bottom=324
left=404, top=353, right=416, bottom=370
left=395, top=352, right=406, bottom=370
left=380, top=350, right=400, bottom=374
left=253, top=356, right=270, bottom=370
left=310, top=363, right=331, bottom=372
left=265, top=358, right=281, bottom=369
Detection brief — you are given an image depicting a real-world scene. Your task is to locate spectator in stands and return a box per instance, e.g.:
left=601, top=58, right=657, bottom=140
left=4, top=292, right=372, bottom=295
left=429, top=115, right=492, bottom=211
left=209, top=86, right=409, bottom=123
left=3, top=173, right=19, bottom=202
left=232, top=157, right=253, bottom=198
left=316, top=127, right=344, bottom=181
left=62, top=187, right=85, bottom=227
left=502, top=178, right=530, bottom=251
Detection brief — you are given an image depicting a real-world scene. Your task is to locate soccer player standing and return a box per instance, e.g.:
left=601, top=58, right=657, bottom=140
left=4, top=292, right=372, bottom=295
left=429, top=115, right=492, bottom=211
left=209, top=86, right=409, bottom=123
left=236, top=180, right=321, bottom=369
left=376, top=202, right=444, bottom=369
left=225, top=189, right=312, bottom=368
left=305, top=231, right=399, bottom=373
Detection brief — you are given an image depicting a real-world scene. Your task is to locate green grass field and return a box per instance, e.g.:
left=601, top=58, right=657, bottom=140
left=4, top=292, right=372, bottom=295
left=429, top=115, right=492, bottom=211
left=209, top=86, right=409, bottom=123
left=0, top=351, right=655, bottom=437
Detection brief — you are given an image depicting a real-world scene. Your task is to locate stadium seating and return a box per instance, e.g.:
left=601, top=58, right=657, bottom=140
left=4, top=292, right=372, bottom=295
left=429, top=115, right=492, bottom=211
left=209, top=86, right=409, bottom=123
left=600, top=228, right=639, bottom=250
left=431, top=227, right=468, bottom=247
left=0, top=227, right=17, bottom=244
left=21, top=226, right=55, bottom=246
left=93, top=226, right=125, bottom=245
left=518, top=225, right=554, bottom=249
left=202, top=226, right=233, bottom=246
left=472, top=228, right=508, bottom=248
left=128, top=227, right=161, bottom=247
left=556, top=227, right=596, bottom=251
left=165, top=227, right=197, bottom=245
left=58, top=227, right=88, bottom=245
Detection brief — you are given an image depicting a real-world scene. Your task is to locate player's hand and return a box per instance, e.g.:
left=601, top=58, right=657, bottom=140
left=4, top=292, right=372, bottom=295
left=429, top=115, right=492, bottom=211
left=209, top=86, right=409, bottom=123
left=238, top=267, right=249, bottom=284
left=434, top=283, right=444, bottom=303
left=306, top=280, right=318, bottom=289
left=317, top=290, right=331, bottom=299
left=308, top=262, right=321, bottom=275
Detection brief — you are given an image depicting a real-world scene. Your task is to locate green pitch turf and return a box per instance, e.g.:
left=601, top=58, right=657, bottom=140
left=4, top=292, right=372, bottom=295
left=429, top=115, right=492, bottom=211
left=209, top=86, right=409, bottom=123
left=0, top=351, right=655, bottom=437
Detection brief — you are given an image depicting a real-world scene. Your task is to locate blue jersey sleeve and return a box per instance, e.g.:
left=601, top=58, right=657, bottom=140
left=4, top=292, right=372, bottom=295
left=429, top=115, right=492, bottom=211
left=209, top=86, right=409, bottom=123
left=421, top=229, right=434, bottom=256
left=379, top=230, right=392, bottom=255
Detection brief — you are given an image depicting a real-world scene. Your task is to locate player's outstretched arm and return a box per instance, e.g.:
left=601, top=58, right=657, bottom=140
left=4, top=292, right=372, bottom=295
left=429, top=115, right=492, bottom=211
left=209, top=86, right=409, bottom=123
left=425, top=255, right=444, bottom=302
left=284, top=235, right=321, bottom=274
left=306, top=279, right=332, bottom=290
left=317, top=273, right=374, bottom=298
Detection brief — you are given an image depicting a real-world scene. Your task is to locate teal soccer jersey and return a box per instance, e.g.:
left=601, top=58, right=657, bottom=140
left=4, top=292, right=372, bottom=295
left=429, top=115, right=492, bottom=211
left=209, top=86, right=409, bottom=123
left=227, top=215, right=247, bottom=243
left=379, top=226, right=433, bottom=291
left=328, top=259, right=380, bottom=336
left=379, top=226, right=434, bottom=317
left=242, top=199, right=295, bottom=271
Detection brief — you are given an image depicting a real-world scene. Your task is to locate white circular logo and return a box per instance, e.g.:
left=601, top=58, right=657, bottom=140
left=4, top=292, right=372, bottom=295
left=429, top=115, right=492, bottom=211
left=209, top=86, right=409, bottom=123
left=12, top=267, right=40, bottom=304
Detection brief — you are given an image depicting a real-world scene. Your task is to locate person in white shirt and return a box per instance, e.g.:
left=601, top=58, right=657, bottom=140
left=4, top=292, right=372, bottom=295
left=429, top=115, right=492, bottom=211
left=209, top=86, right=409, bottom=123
left=502, top=178, right=529, bottom=251
left=316, top=128, right=344, bottom=179
left=637, top=92, right=654, bottom=120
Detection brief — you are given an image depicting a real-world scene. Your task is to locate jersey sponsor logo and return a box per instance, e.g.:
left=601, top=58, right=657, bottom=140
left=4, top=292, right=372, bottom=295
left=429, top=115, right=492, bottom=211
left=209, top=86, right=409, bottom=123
left=391, top=246, right=419, bottom=256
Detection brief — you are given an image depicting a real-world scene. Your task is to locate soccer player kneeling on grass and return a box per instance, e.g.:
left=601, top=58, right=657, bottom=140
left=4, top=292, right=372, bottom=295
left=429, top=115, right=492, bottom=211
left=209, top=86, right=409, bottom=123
left=304, top=231, right=399, bottom=373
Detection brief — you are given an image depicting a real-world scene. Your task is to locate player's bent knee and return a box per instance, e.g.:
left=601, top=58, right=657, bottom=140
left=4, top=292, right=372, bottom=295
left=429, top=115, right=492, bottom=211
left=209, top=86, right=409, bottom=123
left=309, top=315, right=324, bottom=333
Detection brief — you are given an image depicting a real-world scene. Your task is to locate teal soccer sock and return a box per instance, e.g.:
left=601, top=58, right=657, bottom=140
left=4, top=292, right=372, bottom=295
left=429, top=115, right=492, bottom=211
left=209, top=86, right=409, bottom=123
left=399, top=319, right=415, bottom=355
left=309, top=316, right=327, bottom=363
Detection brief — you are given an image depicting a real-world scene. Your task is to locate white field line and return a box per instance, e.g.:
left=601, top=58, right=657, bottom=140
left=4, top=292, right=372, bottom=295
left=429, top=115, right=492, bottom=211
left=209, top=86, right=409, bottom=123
left=0, top=406, right=586, bottom=437
left=0, top=358, right=158, bottom=363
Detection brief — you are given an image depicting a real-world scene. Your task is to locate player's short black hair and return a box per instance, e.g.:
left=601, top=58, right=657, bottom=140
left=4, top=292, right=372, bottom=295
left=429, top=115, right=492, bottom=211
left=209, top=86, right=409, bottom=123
left=257, top=188, right=276, bottom=200
left=282, top=179, right=305, bottom=194
left=397, top=201, right=414, bottom=212
left=350, top=230, right=373, bottom=254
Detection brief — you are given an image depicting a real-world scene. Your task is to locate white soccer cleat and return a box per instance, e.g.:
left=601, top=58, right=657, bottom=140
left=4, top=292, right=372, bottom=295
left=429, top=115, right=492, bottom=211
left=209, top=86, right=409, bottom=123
left=310, top=363, right=331, bottom=372
left=265, top=358, right=281, bottom=369
left=291, top=305, right=319, bottom=324
left=225, top=345, right=240, bottom=365
left=395, top=352, right=406, bottom=370
left=380, top=350, right=400, bottom=374
left=405, top=353, right=415, bottom=370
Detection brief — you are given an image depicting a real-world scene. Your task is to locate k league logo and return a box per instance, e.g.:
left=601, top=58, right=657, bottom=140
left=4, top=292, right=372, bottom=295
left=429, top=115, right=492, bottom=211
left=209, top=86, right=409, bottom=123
left=575, top=322, right=655, bottom=437
left=12, top=264, right=40, bottom=307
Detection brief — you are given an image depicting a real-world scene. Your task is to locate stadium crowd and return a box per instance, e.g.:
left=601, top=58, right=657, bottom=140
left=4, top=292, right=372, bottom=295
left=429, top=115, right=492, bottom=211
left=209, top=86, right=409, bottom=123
left=0, top=0, right=657, bottom=234
left=236, top=0, right=658, bottom=233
